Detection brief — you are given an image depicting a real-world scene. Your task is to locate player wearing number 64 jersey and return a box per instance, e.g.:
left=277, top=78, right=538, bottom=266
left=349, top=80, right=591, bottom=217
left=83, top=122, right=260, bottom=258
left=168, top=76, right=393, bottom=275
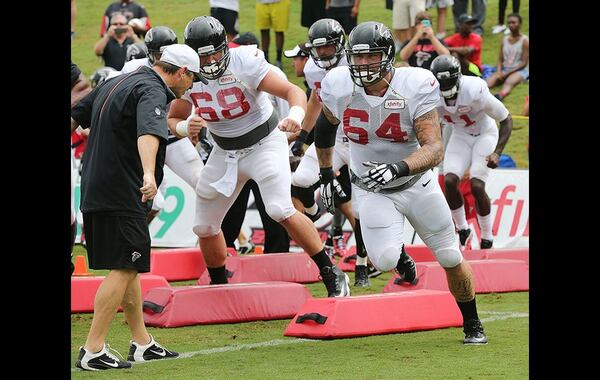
left=168, top=16, right=350, bottom=297
left=315, top=21, right=487, bottom=344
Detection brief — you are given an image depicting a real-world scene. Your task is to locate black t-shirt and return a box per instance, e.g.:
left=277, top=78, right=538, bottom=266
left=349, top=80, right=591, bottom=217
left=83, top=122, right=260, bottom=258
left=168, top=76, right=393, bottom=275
left=407, top=38, right=447, bottom=71
left=102, top=1, right=149, bottom=36
left=71, top=66, right=175, bottom=217
left=71, top=61, right=82, bottom=88
left=102, top=37, right=135, bottom=70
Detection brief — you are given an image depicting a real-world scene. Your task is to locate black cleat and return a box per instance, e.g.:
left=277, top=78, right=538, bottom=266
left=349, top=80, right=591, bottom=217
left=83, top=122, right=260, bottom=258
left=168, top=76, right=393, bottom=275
left=354, top=265, right=370, bottom=287
left=332, top=234, right=347, bottom=257
left=76, top=344, right=131, bottom=371
left=320, top=265, right=350, bottom=297
left=463, top=318, right=488, bottom=344
left=367, top=263, right=383, bottom=278
left=480, top=239, right=493, bottom=249
left=395, top=248, right=418, bottom=285
left=128, top=335, right=179, bottom=362
left=458, top=228, right=472, bottom=246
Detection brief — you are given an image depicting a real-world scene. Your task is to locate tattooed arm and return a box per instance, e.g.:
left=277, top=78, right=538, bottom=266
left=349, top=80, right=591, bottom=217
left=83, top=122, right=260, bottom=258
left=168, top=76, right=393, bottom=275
left=403, top=109, right=444, bottom=173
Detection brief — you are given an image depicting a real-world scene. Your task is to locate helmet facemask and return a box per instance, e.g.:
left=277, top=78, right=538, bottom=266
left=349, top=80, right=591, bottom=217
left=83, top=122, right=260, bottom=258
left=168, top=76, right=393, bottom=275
left=346, top=45, right=393, bottom=87
left=197, top=42, right=230, bottom=80
left=309, top=37, right=344, bottom=69
left=435, top=70, right=461, bottom=98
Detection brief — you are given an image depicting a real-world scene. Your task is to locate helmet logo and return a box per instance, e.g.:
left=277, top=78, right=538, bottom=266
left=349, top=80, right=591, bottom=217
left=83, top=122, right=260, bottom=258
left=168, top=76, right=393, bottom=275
left=198, top=45, right=216, bottom=54
left=330, top=20, right=342, bottom=33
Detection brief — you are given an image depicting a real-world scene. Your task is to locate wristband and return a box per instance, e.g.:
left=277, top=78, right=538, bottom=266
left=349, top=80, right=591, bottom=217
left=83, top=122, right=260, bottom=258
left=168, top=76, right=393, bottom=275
left=297, top=129, right=309, bottom=143
left=175, top=120, right=189, bottom=137
left=319, top=167, right=335, bottom=182
left=287, top=105, right=306, bottom=125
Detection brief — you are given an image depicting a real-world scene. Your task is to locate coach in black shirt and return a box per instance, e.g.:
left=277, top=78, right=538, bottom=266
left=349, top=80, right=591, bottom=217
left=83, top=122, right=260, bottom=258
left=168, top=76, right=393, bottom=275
left=70, top=44, right=204, bottom=371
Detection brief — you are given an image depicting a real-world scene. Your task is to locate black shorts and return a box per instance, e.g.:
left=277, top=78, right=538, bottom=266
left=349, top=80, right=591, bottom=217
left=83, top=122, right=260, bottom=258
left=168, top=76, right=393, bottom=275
left=210, top=7, right=238, bottom=35
left=83, top=213, right=151, bottom=273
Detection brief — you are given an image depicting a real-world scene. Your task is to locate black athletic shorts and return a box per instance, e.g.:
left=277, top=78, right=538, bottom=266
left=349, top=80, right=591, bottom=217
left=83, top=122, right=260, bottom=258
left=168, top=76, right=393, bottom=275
left=210, top=7, right=238, bottom=36
left=83, top=212, right=151, bottom=273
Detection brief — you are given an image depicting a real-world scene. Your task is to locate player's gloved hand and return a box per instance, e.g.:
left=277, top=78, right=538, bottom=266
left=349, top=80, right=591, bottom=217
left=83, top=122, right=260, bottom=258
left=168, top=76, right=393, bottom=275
left=360, top=161, right=407, bottom=192
left=486, top=152, right=500, bottom=168
left=291, top=130, right=309, bottom=157
left=319, top=167, right=346, bottom=214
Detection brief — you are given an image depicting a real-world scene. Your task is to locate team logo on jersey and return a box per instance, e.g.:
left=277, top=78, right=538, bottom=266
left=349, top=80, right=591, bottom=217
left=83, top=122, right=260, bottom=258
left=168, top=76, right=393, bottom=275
left=457, top=106, right=472, bottom=113
left=154, top=107, right=161, bottom=116
left=219, top=75, right=235, bottom=85
left=384, top=99, right=406, bottom=109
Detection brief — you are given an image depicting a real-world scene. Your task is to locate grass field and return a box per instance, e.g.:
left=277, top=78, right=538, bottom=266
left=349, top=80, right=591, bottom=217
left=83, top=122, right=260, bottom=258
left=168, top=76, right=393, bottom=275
left=71, top=245, right=528, bottom=379
left=72, top=0, right=529, bottom=167
left=71, top=1, right=529, bottom=377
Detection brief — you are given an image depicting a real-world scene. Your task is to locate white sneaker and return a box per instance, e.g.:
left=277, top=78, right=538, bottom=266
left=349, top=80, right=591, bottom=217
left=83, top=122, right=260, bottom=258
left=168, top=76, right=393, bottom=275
left=76, top=343, right=131, bottom=371
left=491, top=24, right=506, bottom=34
left=504, top=28, right=511, bottom=35
left=128, top=335, right=179, bottom=362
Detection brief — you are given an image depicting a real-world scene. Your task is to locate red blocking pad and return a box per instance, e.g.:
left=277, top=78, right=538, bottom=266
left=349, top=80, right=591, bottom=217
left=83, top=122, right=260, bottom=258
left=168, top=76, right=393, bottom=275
left=197, top=253, right=321, bottom=285
left=383, top=259, right=529, bottom=294
left=284, top=290, right=463, bottom=339
left=476, top=247, right=529, bottom=265
left=337, top=246, right=357, bottom=272
left=143, top=282, right=312, bottom=327
left=71, top=274, right=170, bottom=313
left=404, top=245, right=488, bottom=262
left=150, top=248, right=207, bottom=281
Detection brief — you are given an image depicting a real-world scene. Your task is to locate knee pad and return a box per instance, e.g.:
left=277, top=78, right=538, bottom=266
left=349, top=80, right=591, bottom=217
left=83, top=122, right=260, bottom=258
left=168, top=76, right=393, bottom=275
left=291, top=185, right=315, bottom=207
left=193, top=224, right=221, bottom=238
left=371, top=246, right=401, bottom=272
left=435, top=247, right=463, bottom=268
left=265, top=202, right=296, bottom=222
left=291, top=170, right=317, bottom=189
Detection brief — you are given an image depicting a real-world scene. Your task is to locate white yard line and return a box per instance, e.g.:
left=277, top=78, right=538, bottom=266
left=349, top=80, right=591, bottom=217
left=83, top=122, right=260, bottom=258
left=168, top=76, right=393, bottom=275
left=72, top=310, right=528, bottom=371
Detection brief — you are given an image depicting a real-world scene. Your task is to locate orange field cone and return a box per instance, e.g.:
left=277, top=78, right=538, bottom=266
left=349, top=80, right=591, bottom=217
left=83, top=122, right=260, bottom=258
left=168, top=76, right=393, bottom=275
left=73, top=255, right=92, bottom=276
left=254, top=245, right=264, bottom=254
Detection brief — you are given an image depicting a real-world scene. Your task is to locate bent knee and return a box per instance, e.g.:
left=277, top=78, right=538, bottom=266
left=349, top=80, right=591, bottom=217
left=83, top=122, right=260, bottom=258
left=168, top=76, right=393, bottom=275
left=435, top=247, right=463, bottom=268
left=265, top=203, right=296, bottom=222
left=193, top=224, right=221, bottom=238
left=370, top=246, right=401, bottom=272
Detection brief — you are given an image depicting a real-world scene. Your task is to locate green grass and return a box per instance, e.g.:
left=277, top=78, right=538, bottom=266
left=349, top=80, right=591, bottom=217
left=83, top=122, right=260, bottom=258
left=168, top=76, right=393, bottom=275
left=72, top=245, right=528, bottom=379
left=72, top=0, right=529, bottom=168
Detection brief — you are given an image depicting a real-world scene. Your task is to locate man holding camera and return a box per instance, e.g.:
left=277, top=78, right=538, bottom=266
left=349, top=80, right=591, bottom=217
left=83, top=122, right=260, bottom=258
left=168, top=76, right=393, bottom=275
left=399, top=11, right=449, bottom=70
left=94, top=13, right=141, bottom=71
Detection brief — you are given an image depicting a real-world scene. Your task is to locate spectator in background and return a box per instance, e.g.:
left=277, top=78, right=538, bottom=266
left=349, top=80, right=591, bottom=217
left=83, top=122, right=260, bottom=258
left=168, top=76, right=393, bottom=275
left=256, top=0, right=290, bottom=69
left=522, top=95, right=528, bottom=116
left=210, top=0, right=239, bottom=43
left=392, top=0, right=426, bottom=51
left=302, top=0, right=326, bottom=28
left=452, top=0, right=485, bottom=35
left=94, top=13, right=141, bottom=70
left=399, top=10, right=450, bottom=70
left=445, top=14, right=482, bottom=76
left=325, top=0, right=360, bottom=35
left=426, top=0, right=453, bottom=39
left=485, top=13, right=528, bottom=101
left=101, top=0, right=150, bottom=37
left=492, top=0, right=520, bottom=35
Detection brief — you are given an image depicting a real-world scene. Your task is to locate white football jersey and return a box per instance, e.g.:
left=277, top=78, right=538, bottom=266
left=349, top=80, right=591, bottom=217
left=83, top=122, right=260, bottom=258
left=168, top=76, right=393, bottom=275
left=304, top=55, right=348, bottom=140
left=181, top=45, right=273, bottom=138
left=436, top=76, right=510, bottom=136
left=320, top=66, right=440, bottom=188
left=267, top=63, right=290, bottom=119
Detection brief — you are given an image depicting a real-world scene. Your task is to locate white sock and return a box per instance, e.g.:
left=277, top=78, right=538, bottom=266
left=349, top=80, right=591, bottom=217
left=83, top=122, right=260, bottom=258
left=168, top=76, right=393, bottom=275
left=356, top=255, right=368, bottom=266
left=451, top=206, right=469, bottom=230
left=305, top=204, right=318, bottom=215
left=477, top=213, right=493, bottom=240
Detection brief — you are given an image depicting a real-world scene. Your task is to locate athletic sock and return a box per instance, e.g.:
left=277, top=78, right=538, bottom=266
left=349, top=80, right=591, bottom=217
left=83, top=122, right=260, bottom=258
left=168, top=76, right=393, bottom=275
left=457, top=297, right=480, bottom=322
left=207, top=265, right=228, bottom=284
left=477, top=212, right=494, bottom=240
left=310, top=249, right=334, bottom=270
left=451, top=206, right=469, bottom=230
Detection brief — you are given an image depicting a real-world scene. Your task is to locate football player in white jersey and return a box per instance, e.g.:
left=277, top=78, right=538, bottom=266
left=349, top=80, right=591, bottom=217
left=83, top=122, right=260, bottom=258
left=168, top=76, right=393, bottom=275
left=168, top=16, right=350, bottom=297
left=110, top=26, right=209, bottom=223
left=431, top=55, right=513, bottom=249
left=315, top=21, right=488, bottom=344
left=289, top=19, right=371, bottom=287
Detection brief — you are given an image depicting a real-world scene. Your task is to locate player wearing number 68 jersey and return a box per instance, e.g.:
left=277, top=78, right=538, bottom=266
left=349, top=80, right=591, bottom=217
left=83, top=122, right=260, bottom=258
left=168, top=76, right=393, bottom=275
left=168, top=16, right=350, bottom=297
left=430, top=55, right=512, bottom=250
left=315, top=21, right=488, bottom=344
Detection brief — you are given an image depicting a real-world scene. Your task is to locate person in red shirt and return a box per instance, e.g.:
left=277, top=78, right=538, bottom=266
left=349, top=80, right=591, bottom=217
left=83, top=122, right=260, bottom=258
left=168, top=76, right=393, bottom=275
left=444, top=14, right=482, bottom=76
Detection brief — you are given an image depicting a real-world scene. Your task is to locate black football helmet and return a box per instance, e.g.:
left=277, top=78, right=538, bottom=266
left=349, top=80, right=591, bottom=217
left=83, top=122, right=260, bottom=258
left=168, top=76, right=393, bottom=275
left=144, top=26, right=178, bottom=64
left=126, top=42, right=148, bottom=62
left=184, top=16, right=229, bottom=80
left=307, top=18, right=346, bottom=69
left=345, top=22, right=395, bottom=87
left=90, top=67, right=117, bottom=88
left=430, top=55, right=461, bottom=98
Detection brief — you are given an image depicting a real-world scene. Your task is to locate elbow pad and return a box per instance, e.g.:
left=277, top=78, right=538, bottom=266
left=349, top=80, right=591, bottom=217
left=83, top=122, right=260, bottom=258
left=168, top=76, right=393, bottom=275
left=314, top=111, right=339, bottom=149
